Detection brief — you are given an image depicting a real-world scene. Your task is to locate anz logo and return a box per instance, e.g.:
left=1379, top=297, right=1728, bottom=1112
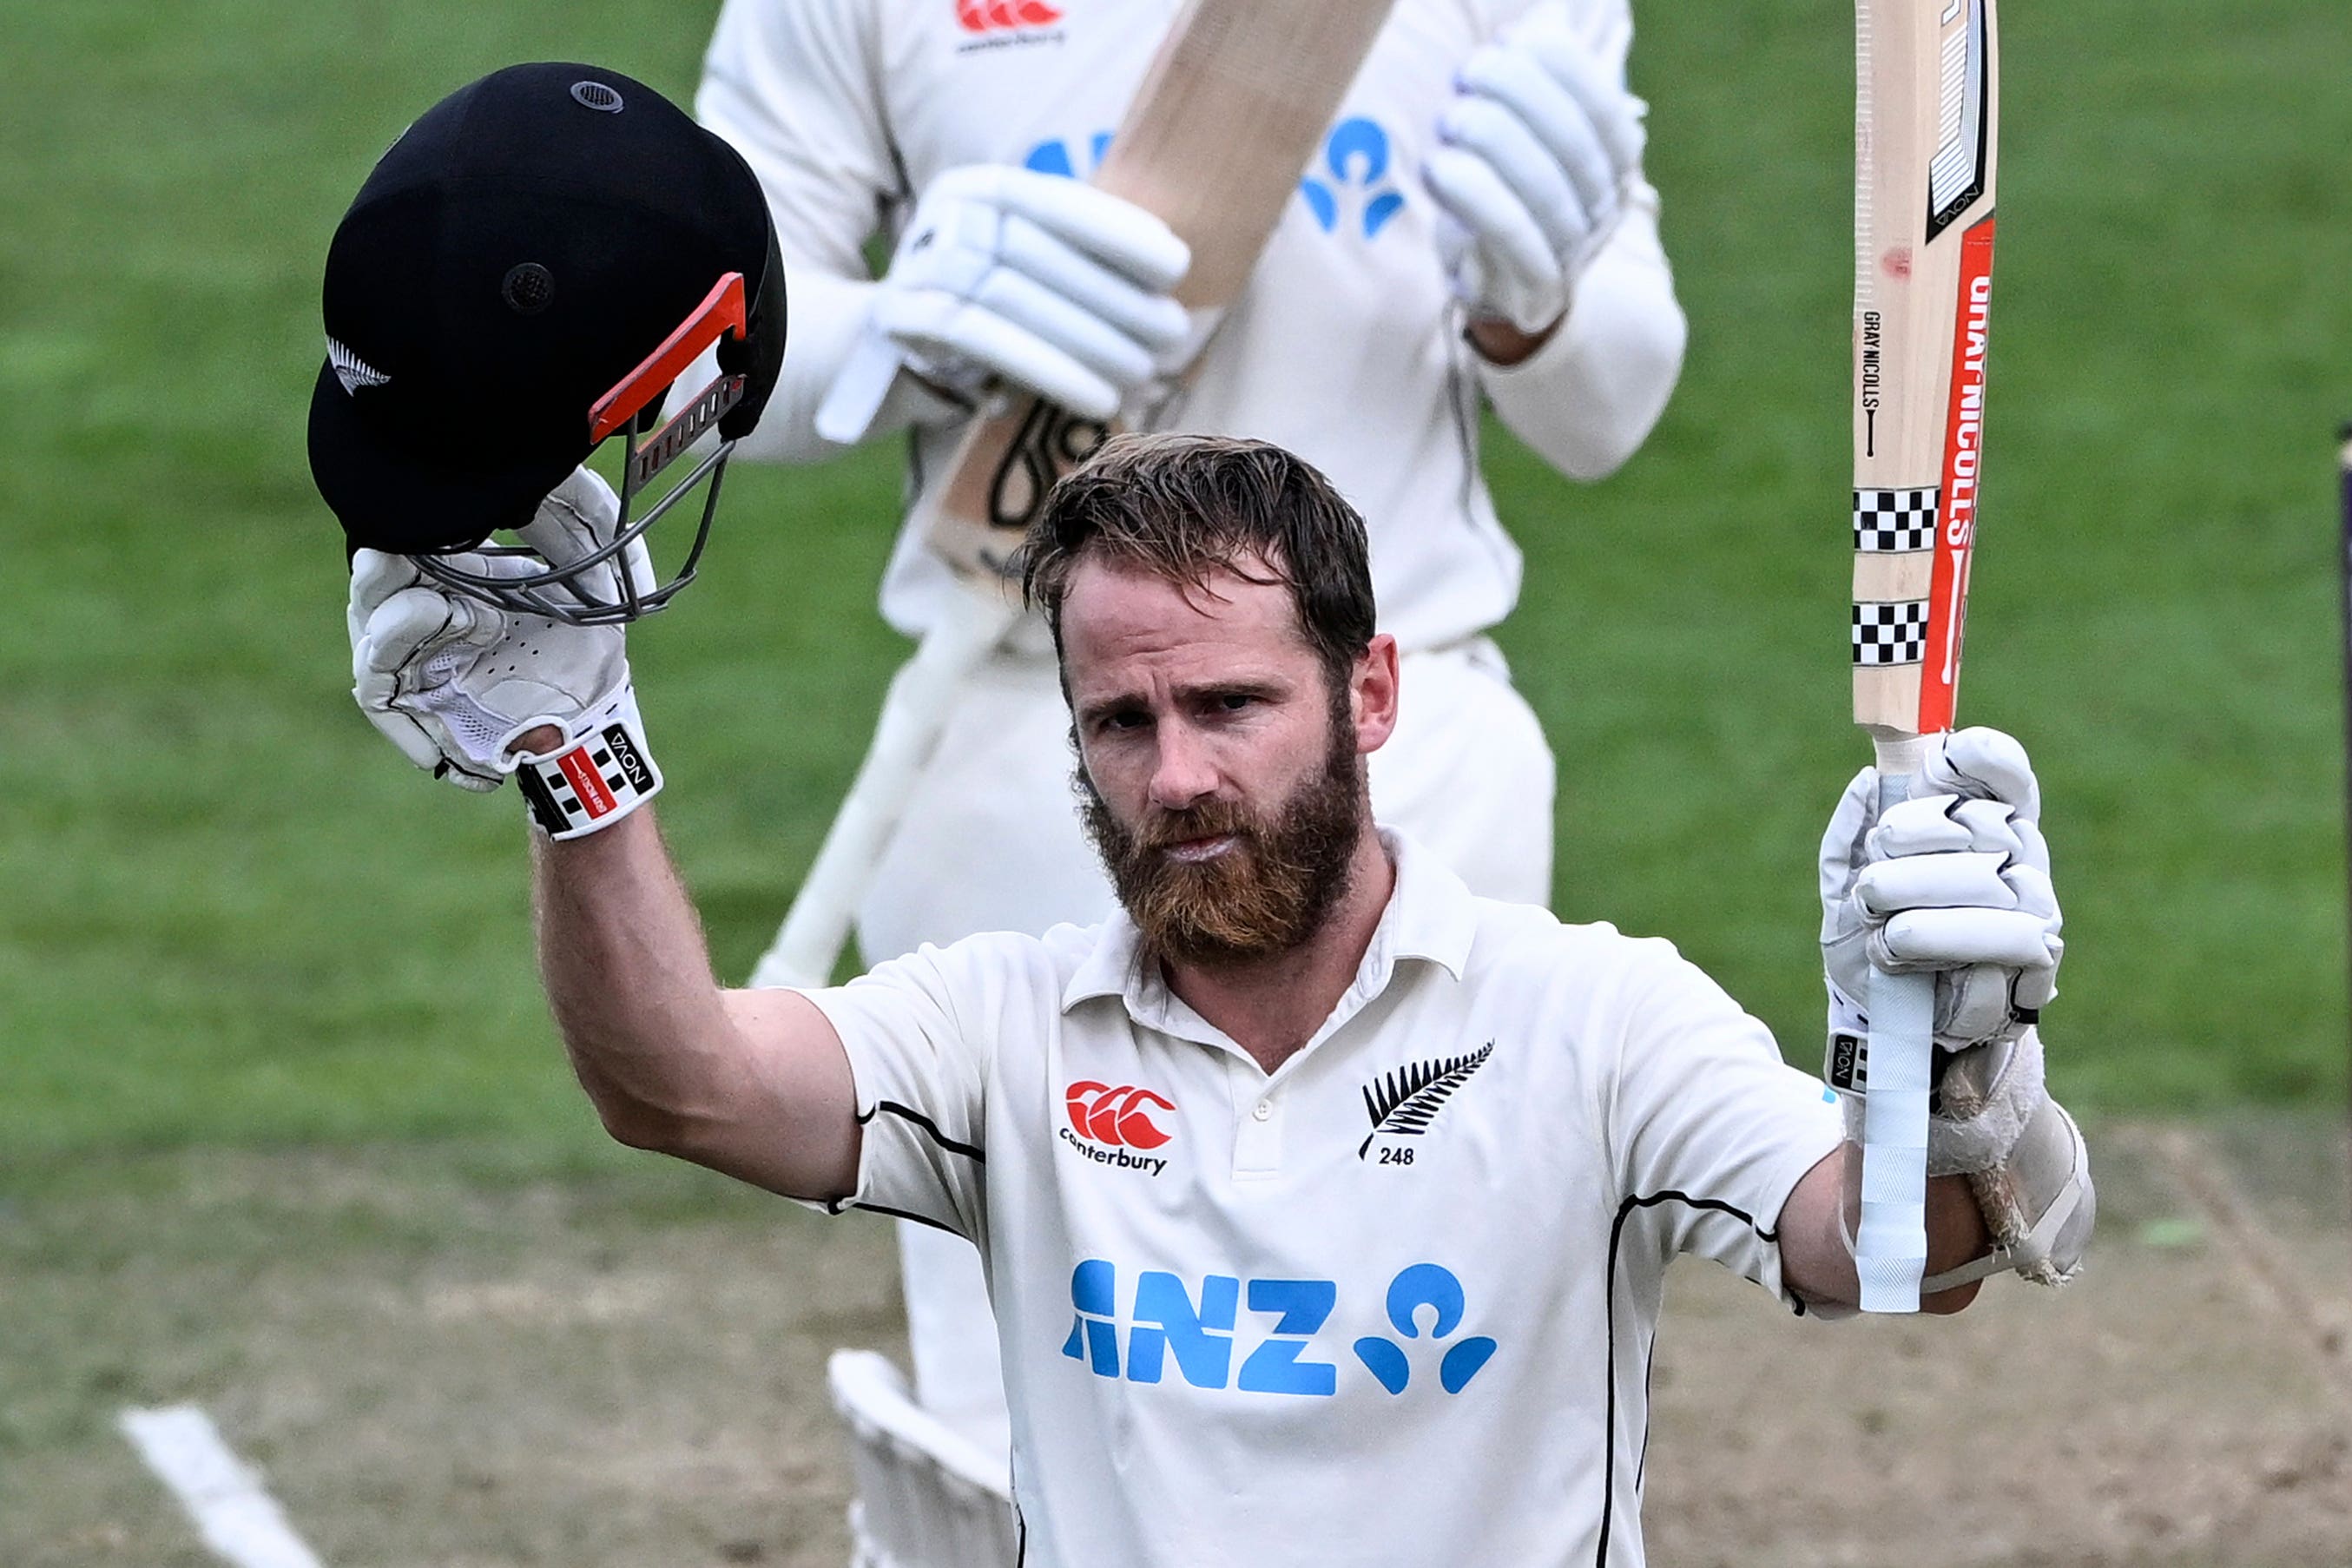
left=1063, top=1260, right=1497, bottom=1398
left=1021, top=115, right=1407, bottom=240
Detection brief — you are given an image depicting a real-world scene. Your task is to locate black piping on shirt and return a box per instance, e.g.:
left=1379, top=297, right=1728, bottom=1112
left=860, top=1098, right=986, bottom=1163
left=1597, top=1190, right=1778, bottom=1567
left=843, top=1198, right=965, bottom=1236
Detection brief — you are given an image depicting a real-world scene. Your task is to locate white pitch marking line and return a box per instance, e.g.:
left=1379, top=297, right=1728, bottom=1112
left=118, top=1405, right=326, bottom=1568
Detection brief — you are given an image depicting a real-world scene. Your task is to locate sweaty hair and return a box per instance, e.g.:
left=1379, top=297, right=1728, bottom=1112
left=1021, top=433, right=1377, bottom=692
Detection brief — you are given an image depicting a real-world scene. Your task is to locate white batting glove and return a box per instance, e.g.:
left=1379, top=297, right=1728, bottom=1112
left=1820, top=728, right=2092, bottom=1290
left=1818, top=727, right=2064, bottom=1055
left=347, top=468, right=662, bottom=837
left=814, top=165, right=1192, bottom=443
left=1421, top=10, right=1646, bottom=336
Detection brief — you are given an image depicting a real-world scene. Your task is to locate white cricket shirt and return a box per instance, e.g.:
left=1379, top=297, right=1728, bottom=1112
left=805, top=832, right=1844, bottom=1566
left=697, top=0, right=1681, bottom=655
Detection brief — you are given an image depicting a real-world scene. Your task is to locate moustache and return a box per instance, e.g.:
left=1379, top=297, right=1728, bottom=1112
left=1133, top=800, right=1259, bottom=852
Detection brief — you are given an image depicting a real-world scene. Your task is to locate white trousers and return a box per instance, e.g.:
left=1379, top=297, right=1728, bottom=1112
left=859, top=639, right=1557, bottom=1439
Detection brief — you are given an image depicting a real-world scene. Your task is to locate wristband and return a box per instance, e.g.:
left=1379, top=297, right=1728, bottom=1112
left=510, top=682, right=662, bottom=840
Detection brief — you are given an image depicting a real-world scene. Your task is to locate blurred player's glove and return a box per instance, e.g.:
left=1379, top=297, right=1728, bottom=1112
left=1422, top=10, right=1646, bottom=336
left=1818, top=728, right=2091, bottom=1288
left=1818, top=726, right=2063, bottom=1055
left=346, top=467, right=662, bottom=839
left=814, top=165, right=1192, bottom=442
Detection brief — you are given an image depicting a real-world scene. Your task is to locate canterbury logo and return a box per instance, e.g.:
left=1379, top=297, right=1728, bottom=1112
left=956, top=0, right=1062, bottom=33
left=326, top=336, right=389, bottom=394
left=1065, top=1081, right=1173, bottom=1150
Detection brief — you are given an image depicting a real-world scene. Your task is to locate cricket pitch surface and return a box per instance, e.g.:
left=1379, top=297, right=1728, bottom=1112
left=4, top=1115, right=2344, bottom=1567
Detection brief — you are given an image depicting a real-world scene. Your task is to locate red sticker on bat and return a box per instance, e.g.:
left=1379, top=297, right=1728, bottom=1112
left=1920, top=217, right=1996, bottom=735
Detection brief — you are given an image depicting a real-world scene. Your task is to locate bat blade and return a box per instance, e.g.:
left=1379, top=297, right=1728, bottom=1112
left=1852, top=0, right=1998, bottom=739
left=921, top=0, right=1397, bottom=586
left=1848, top=0, right=2000, bottom=1314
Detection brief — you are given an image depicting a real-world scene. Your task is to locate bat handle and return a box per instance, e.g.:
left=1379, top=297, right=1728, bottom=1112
left=812, top=328, right=907, bottom=448
left=1855, top=732, right=1936, bottom=1314
left=748, top=587, right=1023, bottom=989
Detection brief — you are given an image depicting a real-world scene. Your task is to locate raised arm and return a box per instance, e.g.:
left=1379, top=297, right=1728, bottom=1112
left=344, top=471, right=863, bottom=1202
left=1603, top=728, right=2088, bottom=1318
left=1794, top=728, right=2095, bottom=1311
left=531, top=809, right=861, bottom=1202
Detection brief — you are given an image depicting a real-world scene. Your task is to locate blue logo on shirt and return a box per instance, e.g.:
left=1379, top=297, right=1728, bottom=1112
left=1299, top=118, right=1407, bottom=240
left=1350, top=1261, right=1499, bottom=1395
left=1022, top=132, right=1114, bottom=180
left=1063, top=1260, right=1492, bottom=1397
left=1021, top=117, right=1407, bottom=241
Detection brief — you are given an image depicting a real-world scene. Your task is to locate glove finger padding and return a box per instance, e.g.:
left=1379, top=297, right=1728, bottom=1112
left=1435, top=94, right=1595, bottom=260
left=1422, top=145, right=1561, bottom=319
left=1461, top=32, right=1629, bottom=221
left=1509, top=13, right=1647, bottom=177
left=1855, top=849, right=2020, bottom=917
left=1425, top=15, right=1644, bottom=336
left=972, top=166, right=1191, bottom=291
left=876, top=288, right=1127, bottom=423
left=352, top=563, right=509, bottom=788
left=1818, top=727, right=2063, bottom=1055
left=1877, top=905, right=2058, bottom=971
left=853, top=165, right=1191, bottom=421
left=1922, top=726, right=2040, bottom=819
left=1868, top=793, right=2032, bottom=860
left=349, top=547, right=424, bottom=647
left=512, top=467, right=654, bottom=609
left=990, top=210, right=1193, bottom=352
left=346, top=502, right=636, bottom=795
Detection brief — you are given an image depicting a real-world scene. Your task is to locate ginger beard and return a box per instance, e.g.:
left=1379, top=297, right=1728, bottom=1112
left=1078, top=688, right=1365, bottom=966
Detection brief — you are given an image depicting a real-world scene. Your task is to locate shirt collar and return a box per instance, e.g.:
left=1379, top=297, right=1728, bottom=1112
left=1058, top=827, right=1478, bottom=1020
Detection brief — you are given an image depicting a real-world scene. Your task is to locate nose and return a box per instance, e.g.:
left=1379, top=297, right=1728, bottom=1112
left=1148, top=720, right=1218, bottom=811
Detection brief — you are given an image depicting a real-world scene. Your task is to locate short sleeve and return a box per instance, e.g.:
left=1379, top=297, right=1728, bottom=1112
left=800, top=943, right=994, bottom=1242
left=1603, top=939, right=1844, bottom=1305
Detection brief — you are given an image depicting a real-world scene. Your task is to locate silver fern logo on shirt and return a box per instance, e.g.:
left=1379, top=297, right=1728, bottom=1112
left=1358, top=1041, right=1492, bottom=1160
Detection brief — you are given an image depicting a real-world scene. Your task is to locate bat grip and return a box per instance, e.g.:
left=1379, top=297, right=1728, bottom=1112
left=748, top=588, right=1021, bottom=989
left=1855, top=732, right=1935, bottom=1313
left=812, top=328, right=907, bottom=448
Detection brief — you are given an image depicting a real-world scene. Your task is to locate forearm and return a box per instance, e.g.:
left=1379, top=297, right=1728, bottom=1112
left=1855, top=1147, right=1992, bottom=1314
left=532, top=809, right=738, bottom=1143
left=1782, top=1144, right=1991, bottom=1314
left=530, top=810, right=860, bottom=1198
left=1475, top=194, right=1686, bottom=481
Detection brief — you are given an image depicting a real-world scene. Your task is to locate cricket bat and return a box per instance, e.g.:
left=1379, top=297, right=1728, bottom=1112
left=1845, top=0, right=2000, bottom=1312
left=749, top=0, right=1397, bottom=989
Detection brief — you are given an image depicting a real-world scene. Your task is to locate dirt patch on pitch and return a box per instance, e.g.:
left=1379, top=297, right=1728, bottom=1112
left=3, top=1117, right=2343, bottom=1566
left=1643, top=1117, right=2350, bottom=1568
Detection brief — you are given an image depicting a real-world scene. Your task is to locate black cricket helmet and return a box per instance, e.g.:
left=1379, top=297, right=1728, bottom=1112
left=308, top=63, right=786, bottom=623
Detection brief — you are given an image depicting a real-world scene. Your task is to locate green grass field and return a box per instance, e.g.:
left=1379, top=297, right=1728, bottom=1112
left=5, top=0, right=2348, bottom=1173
